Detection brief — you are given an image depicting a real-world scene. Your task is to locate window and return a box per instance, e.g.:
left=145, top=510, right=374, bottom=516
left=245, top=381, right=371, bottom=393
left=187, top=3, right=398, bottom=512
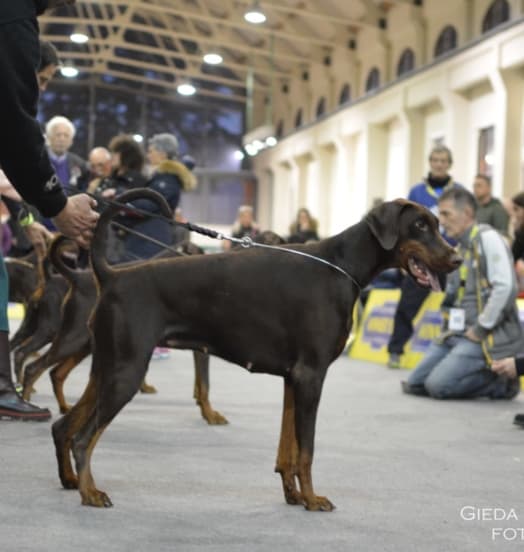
left=365, top=68, right=380, bottom=92
left=478, top=126, right=495, bottom=177
left=339, top=83, right=351, bottom=105
left=316, top=97, right=326, bottom=118
left=482, top=0, right=510, bottom=33
left=434, top=26, right=457, bottom=58
left=294, top=108, right=303, bottom=128
left=397, top=48, right=415, bottom=77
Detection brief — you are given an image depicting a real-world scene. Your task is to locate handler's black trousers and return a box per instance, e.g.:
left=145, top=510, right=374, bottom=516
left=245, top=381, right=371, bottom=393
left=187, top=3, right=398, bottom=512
left=387, top=275, right=430, bottom=356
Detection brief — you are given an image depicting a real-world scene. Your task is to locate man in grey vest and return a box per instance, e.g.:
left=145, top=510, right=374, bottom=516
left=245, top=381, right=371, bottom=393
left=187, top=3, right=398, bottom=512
left=402, top=187, right=522, bottom=399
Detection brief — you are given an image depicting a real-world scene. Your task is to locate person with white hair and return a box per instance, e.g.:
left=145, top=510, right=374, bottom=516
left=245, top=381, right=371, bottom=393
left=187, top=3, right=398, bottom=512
left=45, top=115, right=89, bottom=197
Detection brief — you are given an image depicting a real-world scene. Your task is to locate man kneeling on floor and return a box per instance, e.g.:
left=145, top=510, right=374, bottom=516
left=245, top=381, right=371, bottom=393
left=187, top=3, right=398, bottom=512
left=402, top=187, right=522, bottom=399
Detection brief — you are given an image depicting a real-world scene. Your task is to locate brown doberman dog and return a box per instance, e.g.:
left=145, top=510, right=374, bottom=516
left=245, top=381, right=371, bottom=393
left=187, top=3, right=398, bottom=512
left=22, top=235, right=227, bottom=424
left=52, top=189, right=461, bottom=509
left=11, top=259, right=69, bottom=384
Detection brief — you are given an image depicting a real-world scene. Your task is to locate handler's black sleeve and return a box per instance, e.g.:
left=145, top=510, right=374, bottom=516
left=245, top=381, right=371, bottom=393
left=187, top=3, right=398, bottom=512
left=0, top=4, right=67, bottom=218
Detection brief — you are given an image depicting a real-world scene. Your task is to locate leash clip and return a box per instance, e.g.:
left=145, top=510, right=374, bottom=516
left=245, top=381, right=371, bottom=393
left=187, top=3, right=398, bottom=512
left=240, top=236, right=253, bottom=248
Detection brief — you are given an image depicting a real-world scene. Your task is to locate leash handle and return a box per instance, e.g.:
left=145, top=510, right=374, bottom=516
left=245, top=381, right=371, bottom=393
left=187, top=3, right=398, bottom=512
left=184, top=221, right=220, bottom=240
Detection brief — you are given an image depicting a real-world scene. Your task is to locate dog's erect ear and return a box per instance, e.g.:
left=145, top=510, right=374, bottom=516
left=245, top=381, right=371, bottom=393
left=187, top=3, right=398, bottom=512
left=365, top=200, right=410, bottom=251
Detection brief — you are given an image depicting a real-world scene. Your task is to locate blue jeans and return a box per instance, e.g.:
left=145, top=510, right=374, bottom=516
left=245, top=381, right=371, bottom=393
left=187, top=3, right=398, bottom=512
left=407, top=335, right=515, bottom=399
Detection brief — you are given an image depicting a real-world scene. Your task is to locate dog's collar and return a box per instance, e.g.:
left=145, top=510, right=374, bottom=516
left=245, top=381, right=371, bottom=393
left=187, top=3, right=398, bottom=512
left=231, top=236, right=362, bottom=291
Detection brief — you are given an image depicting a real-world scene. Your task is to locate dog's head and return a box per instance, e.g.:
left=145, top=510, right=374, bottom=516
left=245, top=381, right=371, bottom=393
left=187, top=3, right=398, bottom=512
left=365, top=199, right=462, bottom=291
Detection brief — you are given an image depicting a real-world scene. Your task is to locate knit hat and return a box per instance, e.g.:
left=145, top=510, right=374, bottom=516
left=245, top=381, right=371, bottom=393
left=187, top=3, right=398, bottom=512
left=148, top=133, right=179, bottom=159
left=512, top=192, right=524, bottom=208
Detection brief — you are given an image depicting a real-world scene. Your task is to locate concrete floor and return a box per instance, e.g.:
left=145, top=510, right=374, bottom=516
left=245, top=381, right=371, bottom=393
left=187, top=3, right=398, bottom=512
left=2, top=345, right=524, bottom=552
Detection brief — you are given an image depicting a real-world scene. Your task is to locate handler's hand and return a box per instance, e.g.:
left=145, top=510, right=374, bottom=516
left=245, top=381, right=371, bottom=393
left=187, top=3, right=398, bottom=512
left=464, top=327, right=481, bottom=342
left=52, top=194, right=99, bottom=249
left=24, top=222, right=54, bottom=260
left=491, top=357, right=517, bottom=379
left=101, top=188, right=116, bottom=199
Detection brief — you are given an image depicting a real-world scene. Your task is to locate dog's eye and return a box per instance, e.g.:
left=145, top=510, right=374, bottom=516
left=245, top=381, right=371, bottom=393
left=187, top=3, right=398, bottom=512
left=415, top=220, right=429, bottom=232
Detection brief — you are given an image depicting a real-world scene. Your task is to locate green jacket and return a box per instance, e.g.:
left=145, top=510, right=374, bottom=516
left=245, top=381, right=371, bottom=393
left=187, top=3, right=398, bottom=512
left=476, top=197, right=509, bottom=236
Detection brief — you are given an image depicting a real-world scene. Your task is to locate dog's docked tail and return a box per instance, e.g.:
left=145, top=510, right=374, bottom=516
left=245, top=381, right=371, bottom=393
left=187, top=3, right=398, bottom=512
left=48, top=235, right=81, bottom=283
left=90, top=188, right=174, bottom=286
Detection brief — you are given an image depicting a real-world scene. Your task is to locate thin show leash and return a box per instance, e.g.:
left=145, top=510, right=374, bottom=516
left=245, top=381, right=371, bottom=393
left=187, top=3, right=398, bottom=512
left=65, top=187, right=361, bottom=290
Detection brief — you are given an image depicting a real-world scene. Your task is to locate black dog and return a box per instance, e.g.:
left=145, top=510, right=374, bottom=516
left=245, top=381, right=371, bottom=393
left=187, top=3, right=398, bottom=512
left=53, top=190, right=461, bottom=509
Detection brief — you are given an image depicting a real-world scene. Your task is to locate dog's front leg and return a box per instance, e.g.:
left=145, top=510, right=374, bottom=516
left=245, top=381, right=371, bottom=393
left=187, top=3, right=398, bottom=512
left=294, top=367, right=335, bottom=512
left=274, top=379, right=301, bottom=505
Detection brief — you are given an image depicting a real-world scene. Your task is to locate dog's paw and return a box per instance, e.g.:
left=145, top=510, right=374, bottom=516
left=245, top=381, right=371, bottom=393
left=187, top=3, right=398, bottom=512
left=81, top=489, right=113, bottom=508
left=284, top=489, right=303, bottom=505
left=140, top=383, right=157, bottom=394
left=205, top=410, right=229, bottom=425
left=303, top=495, right=336, bottom=512
left=61, top=476, right=78, bottom=490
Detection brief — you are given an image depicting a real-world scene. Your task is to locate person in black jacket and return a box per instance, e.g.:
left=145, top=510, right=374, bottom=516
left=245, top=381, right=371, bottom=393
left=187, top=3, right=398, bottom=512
left=4, top=39, right=61, bottom=257
left=119, top=133, right=196, bottom=261
left=0, top=0, right=99, bottom=421
left=92, top=134, right=147, bottom=263
left=288, top=207, right=319, bottom=244
left=511, top=192, right=524, bottom=285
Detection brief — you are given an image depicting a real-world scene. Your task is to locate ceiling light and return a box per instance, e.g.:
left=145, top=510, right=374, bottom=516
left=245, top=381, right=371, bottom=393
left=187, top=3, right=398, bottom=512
left=233, top=150, right=245, bottom=161
left=133, top=134, right=144, bottom=143
left=244, top=0, right=266, bottom=24
left=177, top=83, right=196, bottom=96
left=203, top=53, right=223, bottom=65
left=245, top=144, right=258, bottom=156
left=265, top=136, right=277, bottom=147
left=70, top=31, right=89, bottom=44
left=60, top=63, right=79, bottom=78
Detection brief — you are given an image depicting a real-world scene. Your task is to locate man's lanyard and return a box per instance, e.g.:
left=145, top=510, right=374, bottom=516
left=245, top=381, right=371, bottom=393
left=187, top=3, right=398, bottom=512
left=456, top=225, right=479, bottom=304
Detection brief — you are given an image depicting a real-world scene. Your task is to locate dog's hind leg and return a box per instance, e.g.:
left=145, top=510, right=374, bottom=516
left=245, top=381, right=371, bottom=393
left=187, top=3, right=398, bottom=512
left=293, top=364, right=335, bottom=512
left=73, top=416, right=112, bottom=507
left=14, top=331, right=52, bottom=385
left=275, top=378, right=301, bottom=505
left=193, top=351, right=228, bottom=425
left=13, top=335, right=34, bottom=384
left=72, top=358, right=149, bottom=507
left=21, top=350, right=56, bottom=401
left=52, top=376, right=98, bottom=490
left=50, top=347, right=91, bottom=413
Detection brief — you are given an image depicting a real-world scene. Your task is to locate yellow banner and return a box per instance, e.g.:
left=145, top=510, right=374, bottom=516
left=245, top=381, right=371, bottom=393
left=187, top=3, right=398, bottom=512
left=350, top=289, right=444, bottom=368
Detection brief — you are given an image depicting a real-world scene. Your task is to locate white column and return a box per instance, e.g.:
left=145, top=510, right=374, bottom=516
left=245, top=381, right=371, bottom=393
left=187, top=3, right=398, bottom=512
left=440, top=90, right=470, bottom=186
left=403, top=105, right=426, bottom=193
left=489, top=67, right=524, bottom=198
left=312, top=143, right=336, bottom=237
left=270, top=160, right=295, bottom=237
left=255, top=168, right=274, bottom=231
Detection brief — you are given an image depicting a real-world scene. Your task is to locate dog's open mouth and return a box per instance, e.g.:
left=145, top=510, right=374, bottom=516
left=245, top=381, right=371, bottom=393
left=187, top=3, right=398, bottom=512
left=408, top=257, right=441, bottom=291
